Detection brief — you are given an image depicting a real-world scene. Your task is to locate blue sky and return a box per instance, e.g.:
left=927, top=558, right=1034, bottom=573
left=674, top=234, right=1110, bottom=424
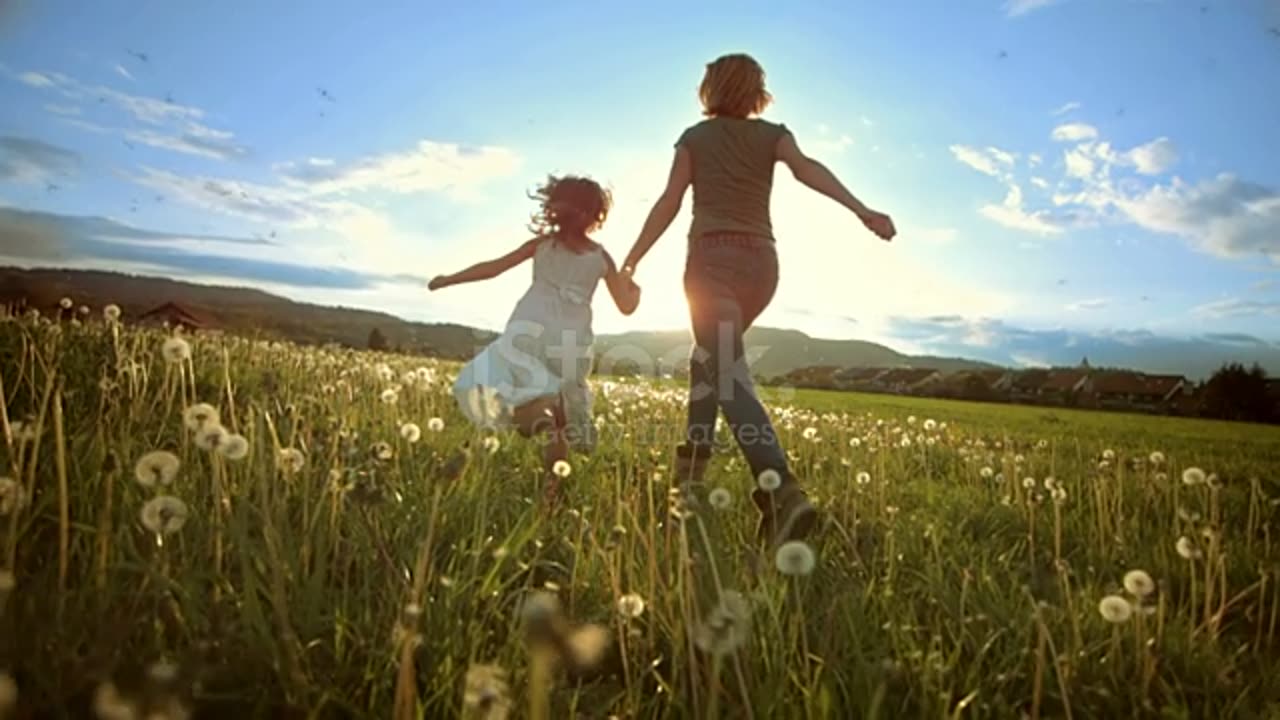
left=2, top=0, right=1279, bottom=375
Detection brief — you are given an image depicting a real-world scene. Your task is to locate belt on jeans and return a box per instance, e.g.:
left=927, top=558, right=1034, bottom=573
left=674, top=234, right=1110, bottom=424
left=689, top=233, right=775, bottom=252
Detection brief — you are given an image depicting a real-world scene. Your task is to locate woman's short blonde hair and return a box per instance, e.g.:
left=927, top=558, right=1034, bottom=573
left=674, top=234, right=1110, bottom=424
left=698, top=53, right=773, bottom=118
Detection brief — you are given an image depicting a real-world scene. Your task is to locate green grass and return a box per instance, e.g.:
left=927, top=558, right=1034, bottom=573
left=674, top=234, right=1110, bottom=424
left=1, top=312, right=1279, bottom=718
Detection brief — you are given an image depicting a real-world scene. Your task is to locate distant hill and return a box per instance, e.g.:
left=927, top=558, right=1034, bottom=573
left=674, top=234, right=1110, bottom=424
left=0, top=267, right=999, bottom=375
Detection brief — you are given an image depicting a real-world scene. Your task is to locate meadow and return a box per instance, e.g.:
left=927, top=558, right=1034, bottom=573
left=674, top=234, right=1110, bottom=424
left=1, top=307, right=1279, bottom=719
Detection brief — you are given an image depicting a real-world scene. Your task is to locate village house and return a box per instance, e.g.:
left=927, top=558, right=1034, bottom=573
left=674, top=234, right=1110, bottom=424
left=1080, top=371, right=1189, bottom=412
left=1038, top=368, right=1091, bottom=405
left=874, top=367, right=944, bottom=394
left=138, top=301, right=214, bottom=333
left=832, top=367, right=888, bottom=391
left=782, top=365, right=843, bottom=389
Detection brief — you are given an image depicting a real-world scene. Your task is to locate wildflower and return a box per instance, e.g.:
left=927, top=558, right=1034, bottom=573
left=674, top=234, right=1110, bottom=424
left=907, top=415, right=917, bottom=425
left=1182, top=467, right=1206, bottom=486
left=856, top=471, right=871, bottom=485
left=552, top=460, right=572, bottom=478
left=757, top=468, right=782, bottom=492
left=1022, top=477, right=1036, bottom=490
left=274, top=447, right=305, bottom=474
left=482, top=436, right=501, bottom=454
left=134, top=450, right=180, bottom=488
left=707, top=487, right=733, bottom=510
left=980, top=466, right=994, bottom=479
left=59, top=297, right=72, bottom=310
left=462, top=664, right=511, bottom=720
left=427, top=417, right=445, bottom=432
left=103, top=304, right=121, bottom=322
left=400, top=423, right=421, bottom=443
left=1098, top=595, right=1133, bottom=624
left=161, top=336, right=191, bottom=364
left=1051, top=487, right=1068, bottom=504
left=923, top=418, right=937, bottom=431
left=380, top=388, right=398, bottom=405
left=1207, top=473, right=1222, bottom=489
left=694, top=591, right=752, bottom=656
left=1102, top=449, right=1116, bottom=461
left=801, top=427, right=818, bottom=442
left=1123, top=569, right=1155, bottom=598
left=616, top=593, right=647, bottom=619
left=1043, top=477, right=1057, bottom=491
left=775, top=541, right=816, bottom=576
left=194, top=423, right=229, bottom=452
left=1014, top=454, right=1025, bottom=465
left=1149, top=451, right=1165, bottom=466
left=849, top=437, right=861, bottom=448
left=140, top=495, right=189, bottom=535
left=1175, top=536, right=1202, bottom=560
left=219, top=433, right=250, bottom=461
left=0, top=477, right=27, bottom=516
left=182, top=403, right=219, bottom=432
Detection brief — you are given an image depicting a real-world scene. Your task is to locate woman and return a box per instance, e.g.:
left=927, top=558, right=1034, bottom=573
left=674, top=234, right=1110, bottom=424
left=620, top=53, right=896, bottom=548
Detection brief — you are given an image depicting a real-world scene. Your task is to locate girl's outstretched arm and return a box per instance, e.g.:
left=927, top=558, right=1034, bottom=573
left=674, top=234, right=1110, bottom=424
left=428, top=238, right=541, bottom=291
left=621, top=146, right=692, bottom=276
left=776, top=132, right=897, bottom=241
left=601, top=250, right=640, bottom=316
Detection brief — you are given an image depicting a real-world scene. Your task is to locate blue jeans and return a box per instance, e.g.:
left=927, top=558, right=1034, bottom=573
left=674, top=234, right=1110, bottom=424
left=682, top=234, right=791, bottom=494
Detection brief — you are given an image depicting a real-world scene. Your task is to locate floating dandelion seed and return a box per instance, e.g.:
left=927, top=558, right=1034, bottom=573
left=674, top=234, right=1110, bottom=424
left=775, top=540, right=816, bottom=576
left=134, top=450, right=180, bottom=487
left=427, top=417, right=445, bottom=432
left=140, top=495, right=189, bottom=535
left=1176, top=536, right=1202, bottom=560
left=380, top=388, right=398, bottom=405
left=182, top=403, right=219, bottom=432
left=1182, top=467, right=1206, bottom=486
left=219, top=433, right=250, bottom=461
left=462, top=664, right=511, bottom=720
left=482, top=436, right=501, bottom=454
left=194, top=423, right=228, bottom=452
left=552, top=460, right=572, bottom=478
left=1098, top=595, right=1133, bottom=624
left=616, top=593, right=647, bottom=619
left=757, top=468, right=782, bottom=492
left=1149, top=451, right=1165, bottom=466
left=708, top=487, right=733, bottom=510
left=0, top=477, right=27, bottom=516
left=400, top=423, right=421, bottom=443
left=1123, top=569, right=1155, bottom=598
left=278, top=448, right=305, bottom=473
left=103, top=304, right=121, bottom=322
left=161, top=336, right=191, bottom=363
left=856, top=471, right=871, bottom=485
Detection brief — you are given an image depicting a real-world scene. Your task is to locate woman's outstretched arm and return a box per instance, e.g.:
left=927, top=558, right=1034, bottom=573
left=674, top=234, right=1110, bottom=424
left=428, top=238, right=541, bottom=291
left=621, top=146, right=693, bottom=276
left=776, top=132, right=896, bottom=241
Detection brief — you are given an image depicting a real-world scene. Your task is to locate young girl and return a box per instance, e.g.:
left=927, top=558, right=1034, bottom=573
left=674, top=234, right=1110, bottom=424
left=620, top=53, right=896, bottom=548
left=429, top=175, right=640, bottom=501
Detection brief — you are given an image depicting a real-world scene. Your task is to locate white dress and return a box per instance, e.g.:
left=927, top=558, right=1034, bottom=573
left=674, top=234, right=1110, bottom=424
left=452, top=239, right=607, bottom=452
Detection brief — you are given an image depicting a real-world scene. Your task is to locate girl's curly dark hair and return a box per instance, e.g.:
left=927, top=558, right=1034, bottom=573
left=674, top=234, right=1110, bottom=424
left=528, top=174, right=612, bottom=241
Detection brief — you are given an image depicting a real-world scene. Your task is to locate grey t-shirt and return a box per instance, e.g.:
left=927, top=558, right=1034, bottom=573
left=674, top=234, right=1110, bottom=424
left=676, top=116, right=790, bottom=241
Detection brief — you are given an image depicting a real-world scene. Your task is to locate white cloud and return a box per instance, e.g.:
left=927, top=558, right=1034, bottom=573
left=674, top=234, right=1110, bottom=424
left=0, top=136, right=80, bottom=184
left=275, top=141, right=520, bottom=197
left=43, top=104, right=80, bottom=116
left=979, top=203, right=1064, bottom=235
left=1030, top=176, right=1050, bottom=189
left=1051, top=123, right=1099, bottom=142
left=1064, top=147, right=1096, bottom=179
left=18, top=71, right=54, bottom=88
left=1192, top=297, right=1280, bottom=318
left=1051, top=101, right=1082, bottom=116
left=1004, top=0, right=1065, bottom=16
left=949, top=144, right=1015, bottom=178
left=1065, top=298, right=1109, bottom=311
left=1112, top=174, right=1280, bottom=261
left=113, top=64, right=135, bottom=82
left=1126, top=137, right=1177, bottom=175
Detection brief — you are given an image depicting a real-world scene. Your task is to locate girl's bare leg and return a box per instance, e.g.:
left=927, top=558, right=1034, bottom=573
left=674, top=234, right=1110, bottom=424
left=513, top=394, right=570, bottom=506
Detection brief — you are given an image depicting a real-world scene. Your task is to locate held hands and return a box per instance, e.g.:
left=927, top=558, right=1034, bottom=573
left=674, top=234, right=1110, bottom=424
left=858, top=209, right=897, bottom=242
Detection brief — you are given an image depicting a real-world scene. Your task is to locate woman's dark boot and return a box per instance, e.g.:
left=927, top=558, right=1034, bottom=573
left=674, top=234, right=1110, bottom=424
left=752, top=476, right=818, bottom=548
left=674, top=443, right=712, bottom=495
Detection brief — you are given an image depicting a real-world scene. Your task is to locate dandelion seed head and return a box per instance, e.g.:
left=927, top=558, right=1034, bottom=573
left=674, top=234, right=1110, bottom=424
left=707, top=487, right=733, bottom=510
left=0, top=477, right=27, bottom=516
left=552, top=460, right=572, bottom=478
left=277, top=447, right=305, bottom=473
left=182, top=403, right=219, bottom=432
left=92, top=681, right=135, bottom=720
left=1176, top=535, right=1202, bottom=560
left=380, top=388, right=398, bottom=405
left=1149, top=451, right=1165, bottom=466
left=1123, top=569, right=1155, bottom=598
left=566, top=624, right=611, bottom=669
left=161, top=336, right=191, bottom=364
left=59, top=297, right=72, bottom=309
left=400, top=423, right=421, bottom=443
left=775, top=540, right=816, bottom=576
left=103, top=304, right=122, bottom=322
left=1182, top=467, right=1206, bottom=486
left=372, top=441, right=394, bottom=461
left=134, top=450, right=180, bottom=488
left=140, top=495, right=189, bottom=535
left=856, top=471, right=871, bottom=485
left=218, top=434, right=250, bottom=461
left=427, top=417, right=445, bottom=432
left=1022, top=477, right=1036, bottom=490
left=482, top=436, right=501, bottom=454
left=1102, top=449, right=1116, bottom=461
left=923, top=419, right=937, bottom=431
left=616, top=593, right=647, bottom=619
left=1098, top=595, right=1133, bottom=624
left=802, top=427, right=818, bottom=440
left=757, top=468, right=782, bottom=492
left=194, top=423, right=229, bottom=452
left=849, top=437, right=862, bottom=448
left=980, top=466, right=994, bottom=479
left=462, top=664, right=511, bottom=719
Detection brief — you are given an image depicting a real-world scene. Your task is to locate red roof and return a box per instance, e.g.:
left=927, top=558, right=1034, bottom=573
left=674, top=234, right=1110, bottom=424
left=139, top=301, right=210, bottom=328
left=835, top=367, right=888, bottom=382
left=879, top=367, right=940, bottom=385
left=1041, top=369, right=1089, bottom=392
left=1090, top=371, right=1185, bottom=398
